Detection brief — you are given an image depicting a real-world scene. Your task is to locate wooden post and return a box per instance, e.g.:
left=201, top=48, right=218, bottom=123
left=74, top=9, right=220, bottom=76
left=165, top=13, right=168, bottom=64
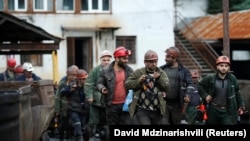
left=223, top=0, right=230, bottom=58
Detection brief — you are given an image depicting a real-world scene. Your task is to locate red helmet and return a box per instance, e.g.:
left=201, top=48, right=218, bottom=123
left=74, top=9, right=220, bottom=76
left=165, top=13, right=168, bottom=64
left=113, top=46, right=131, bottom=57
left=144, top=50, right=158, bottom=61
left=7, top=58, right=16, bottom=67
left=165, top=47, right=180, bottom=58
left=77, top=69, right=88, bottom=79
left=216, top=56, right=230, bottom=65
left=14, top=65, right=24, bottom=73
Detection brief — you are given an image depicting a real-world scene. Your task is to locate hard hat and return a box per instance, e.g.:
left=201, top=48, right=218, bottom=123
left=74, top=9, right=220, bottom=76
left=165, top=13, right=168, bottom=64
left=14, top=65, right=24, bottom=73
left=144, top=50, right=158, bottom=61
left=165, top=47, right=180, bottom=58
left=77, top=69, right=88, bottom=79
left=113, top=46, right=131, bottom=57
left=216, top=56, right=230, bottom=65
left=190, top=70, right=199, bottom=78
left=23, top=62, right=34, bottom=71
left=7, top=58, right=16, bottom=67
left=100, top=50, right=112, bottom=59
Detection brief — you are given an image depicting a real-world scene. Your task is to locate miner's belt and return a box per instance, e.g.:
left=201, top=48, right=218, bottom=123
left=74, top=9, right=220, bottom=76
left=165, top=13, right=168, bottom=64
left=212, top=103, right=226, bottom=110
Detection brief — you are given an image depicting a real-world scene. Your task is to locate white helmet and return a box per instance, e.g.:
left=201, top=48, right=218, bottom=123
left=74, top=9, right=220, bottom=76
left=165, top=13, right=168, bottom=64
left=100, top=50, right=112, bottom=59
left=23, top=62, right=34, bottom=71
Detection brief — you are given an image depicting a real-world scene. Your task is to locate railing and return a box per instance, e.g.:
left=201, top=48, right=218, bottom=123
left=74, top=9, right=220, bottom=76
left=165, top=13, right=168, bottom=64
left=174, top=11, right=218, bottom=71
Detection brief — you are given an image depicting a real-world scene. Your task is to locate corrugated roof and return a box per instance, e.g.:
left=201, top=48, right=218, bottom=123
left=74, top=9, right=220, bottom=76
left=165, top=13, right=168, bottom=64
left=182, top=10, right=250, bottom=40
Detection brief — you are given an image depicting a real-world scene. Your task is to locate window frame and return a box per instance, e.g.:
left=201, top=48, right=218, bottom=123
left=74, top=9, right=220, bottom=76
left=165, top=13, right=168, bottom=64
left=8, top=0, right=27, bottom=11
left=116, top=36, right=136, bottom=64
left=33, top=0, right=52, bottom=12
left=56, top=0, right=75, bottom=13
left=81, top=0, right=110, bottom=13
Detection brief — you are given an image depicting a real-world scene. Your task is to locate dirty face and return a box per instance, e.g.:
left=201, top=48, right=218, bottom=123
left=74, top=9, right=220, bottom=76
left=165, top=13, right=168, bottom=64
left=116, top=56, right=129, bottom=68
left=217, top=63, right=230, bottom=75
left=101, top=56, right=111, bottom=67
left=165, top=54, right=176, bottom=67
left=144, top=59, right=158, bottom=72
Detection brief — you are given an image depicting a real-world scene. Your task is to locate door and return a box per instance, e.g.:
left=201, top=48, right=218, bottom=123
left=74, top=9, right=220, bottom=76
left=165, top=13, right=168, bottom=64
left=67, top=37, right=93, bottom=73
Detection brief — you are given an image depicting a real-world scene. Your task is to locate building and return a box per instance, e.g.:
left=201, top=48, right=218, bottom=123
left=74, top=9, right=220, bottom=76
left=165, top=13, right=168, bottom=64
left=0, top=0, right=175, bottom=82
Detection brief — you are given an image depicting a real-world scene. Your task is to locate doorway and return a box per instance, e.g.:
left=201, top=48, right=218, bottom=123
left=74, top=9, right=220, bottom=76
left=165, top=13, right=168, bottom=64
left=67, top=37, right=93, bottom=73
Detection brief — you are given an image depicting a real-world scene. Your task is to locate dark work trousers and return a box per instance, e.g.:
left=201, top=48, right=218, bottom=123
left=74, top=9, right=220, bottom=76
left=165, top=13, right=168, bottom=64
left=162, top=102, right=182, bottom=125
left=136, top=107, right=162, bottom=125
left=105, top=103, right=131, bottom=125
left=69, top=111, right=87, bottom=137
left=206, top=104, right=234, bottom=125
left=59, top=115, right=70, bottom=140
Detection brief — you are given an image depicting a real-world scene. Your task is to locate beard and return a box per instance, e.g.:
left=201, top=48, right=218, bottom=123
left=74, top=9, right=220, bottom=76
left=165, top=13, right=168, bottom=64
left=117, top=60, right=126, bottom=68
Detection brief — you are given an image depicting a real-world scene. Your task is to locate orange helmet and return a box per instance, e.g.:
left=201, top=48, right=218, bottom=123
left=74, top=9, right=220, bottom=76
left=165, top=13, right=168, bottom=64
left=190, top=70, right=199, bottom=78
left=77, top=69, right=88, bottom=79
left=7, top=58, right=16, bottom=67
left=14, top=65, right=24, bottom=73
left=113, top=46, right=131, bottom=57
left=216, top=56, right=230, bottom=65
left=144, top=50, right=158, bottom=61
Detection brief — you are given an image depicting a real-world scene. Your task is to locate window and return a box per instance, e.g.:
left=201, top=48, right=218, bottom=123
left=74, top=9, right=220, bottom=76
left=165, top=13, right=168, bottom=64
left=21, top=54, right=43, bottom=66
left=33, top=0, right=53, bottom=11
left=232, top=50, right=250, bottom=61
left=81, top=0, right=110, bottom=13
left=56, top=0, right=74, bottom=11
left=116, top=36, right=136, bottom=64
left=8, top=0, right=27, bottom=11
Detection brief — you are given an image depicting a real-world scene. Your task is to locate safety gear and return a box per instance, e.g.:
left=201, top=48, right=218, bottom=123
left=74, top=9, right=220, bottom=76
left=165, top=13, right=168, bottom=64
left=14, top=65, right=24, bottom=73
left=23, top=62, right=34, bottom=71
left=7, top=58, right=16, bottom=67
left=113, top=46, right=131, bottom=57
left=77, top=69, right=88, bottom=79
left=216, top=55, right=230, bottom=65
left=100, top=50, right=112, bottom=59
left=144, top=50, right=158, bottom=61
left=165, top=47, right=180, bottom=58
left=191, top=70, right=199, bottom=78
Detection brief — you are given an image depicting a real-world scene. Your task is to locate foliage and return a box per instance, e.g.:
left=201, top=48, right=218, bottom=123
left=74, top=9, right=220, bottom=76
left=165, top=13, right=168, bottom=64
left=207, top=0, right=247, bottom=14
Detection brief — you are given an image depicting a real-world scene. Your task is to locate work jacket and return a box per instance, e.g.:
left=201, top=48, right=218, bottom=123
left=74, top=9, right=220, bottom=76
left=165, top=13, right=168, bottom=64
left=96, top=61, right=133, bottom=107
left=125, top=67, right=170, bottom=118
left=198, top=73, right=245, bottom=122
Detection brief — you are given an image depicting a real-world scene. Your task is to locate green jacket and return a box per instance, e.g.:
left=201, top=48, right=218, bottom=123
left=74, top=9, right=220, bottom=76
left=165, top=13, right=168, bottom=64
left=198, top=73, right=245, bottom=121
left=125, top=67, right=170, bottom=118
left=84, top=64, right=103, bottom=106
left=55, top=78, right=68, bottom=117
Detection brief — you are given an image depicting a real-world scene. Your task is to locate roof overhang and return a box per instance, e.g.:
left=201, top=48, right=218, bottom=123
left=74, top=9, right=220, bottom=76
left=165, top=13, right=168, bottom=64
left=0, top=11, right=63, bottom=54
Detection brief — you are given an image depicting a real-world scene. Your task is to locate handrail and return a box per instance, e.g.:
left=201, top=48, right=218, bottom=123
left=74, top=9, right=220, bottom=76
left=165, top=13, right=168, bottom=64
left=175, top=11, right=218, bottom=71
left=175, top=36, right=202, bottom=69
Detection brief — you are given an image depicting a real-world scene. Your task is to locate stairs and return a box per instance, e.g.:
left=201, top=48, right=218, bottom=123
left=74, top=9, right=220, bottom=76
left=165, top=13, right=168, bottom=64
left=174, top=29, right=214, bottom=78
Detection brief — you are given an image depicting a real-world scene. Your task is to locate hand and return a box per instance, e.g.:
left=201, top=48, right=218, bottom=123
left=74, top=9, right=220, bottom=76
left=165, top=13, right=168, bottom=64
left=153, top=72, right=160, bottom=79
left=140, top=75, right=146, bottom=83
left=238, top=107, right=245, bottom=115
left=206, top=95, right=212, bottom=103
left=184, top=95, right=190, bottom=103
left=101, top=87, right=108, bottom=94
left=87, top=98, right=94, bottom=104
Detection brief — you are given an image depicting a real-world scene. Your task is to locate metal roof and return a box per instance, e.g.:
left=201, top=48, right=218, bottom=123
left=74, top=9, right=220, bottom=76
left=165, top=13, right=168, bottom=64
left=0, top=11, right=62, bottom=43
left=182, top=10, right=250, bottom=40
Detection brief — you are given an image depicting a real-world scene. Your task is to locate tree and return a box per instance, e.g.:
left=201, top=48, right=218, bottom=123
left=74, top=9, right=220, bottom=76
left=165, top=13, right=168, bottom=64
left=207, top=0, right=246, bottom=14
